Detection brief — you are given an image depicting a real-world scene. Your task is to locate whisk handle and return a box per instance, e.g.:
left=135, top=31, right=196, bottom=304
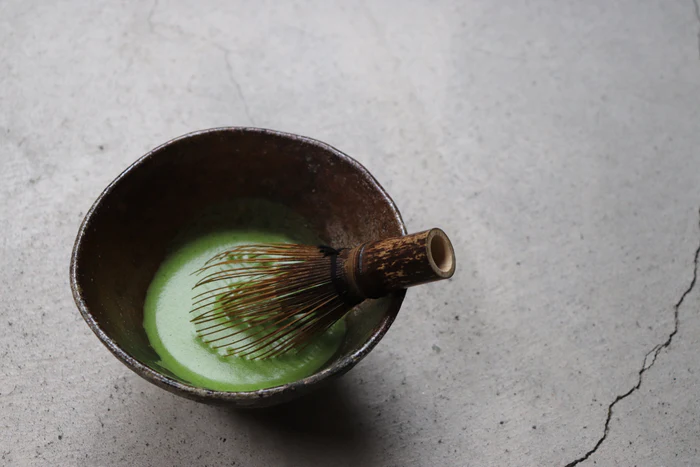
left=343, top=228, right=456, bottom=299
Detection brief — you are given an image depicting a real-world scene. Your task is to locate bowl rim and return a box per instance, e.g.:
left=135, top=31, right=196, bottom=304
left=70, top=126, right=407, bottom=404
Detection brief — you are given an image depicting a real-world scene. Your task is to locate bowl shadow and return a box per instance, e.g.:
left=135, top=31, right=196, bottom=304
left=223, top=380, right=377, bottom=464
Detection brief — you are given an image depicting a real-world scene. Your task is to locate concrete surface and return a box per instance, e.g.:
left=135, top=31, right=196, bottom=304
left=2, top=0, right=700, bottom=465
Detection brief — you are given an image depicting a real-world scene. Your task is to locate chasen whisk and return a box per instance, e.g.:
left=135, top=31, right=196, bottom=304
left=190, top=228, right=456, bottom=359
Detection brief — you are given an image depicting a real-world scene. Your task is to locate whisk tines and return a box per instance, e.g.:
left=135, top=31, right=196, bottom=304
left=190, top=243, right=353, bottom=360
left=189, top=229, right=456, bottom=360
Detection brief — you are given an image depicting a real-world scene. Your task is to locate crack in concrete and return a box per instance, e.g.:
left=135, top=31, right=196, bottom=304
left=564, top=207, right=700, bottom=466
left=221, top=48, right=256, bottom=126
left=694, top=0, right=700, bottom=59
left=141, top=0, right=255, bottom=125
left=146, top=0, right=159, bottom=35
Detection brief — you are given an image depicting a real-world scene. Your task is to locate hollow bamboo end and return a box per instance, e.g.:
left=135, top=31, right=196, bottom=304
left=426, top=228, right=456, bottom=279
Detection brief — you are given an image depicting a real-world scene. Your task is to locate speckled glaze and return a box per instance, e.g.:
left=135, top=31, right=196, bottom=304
left=70, top=127, right=406, bottom=408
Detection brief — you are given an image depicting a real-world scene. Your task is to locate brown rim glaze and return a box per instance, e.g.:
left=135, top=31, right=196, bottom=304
left=70, top=127, right=406, bottom=407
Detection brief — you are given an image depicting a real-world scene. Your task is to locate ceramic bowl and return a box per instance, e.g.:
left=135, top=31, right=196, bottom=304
left=70, top=127, right=406, bottom=407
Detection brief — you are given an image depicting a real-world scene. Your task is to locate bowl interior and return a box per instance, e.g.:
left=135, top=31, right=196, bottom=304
left=71, top=128, right=406, bottom=406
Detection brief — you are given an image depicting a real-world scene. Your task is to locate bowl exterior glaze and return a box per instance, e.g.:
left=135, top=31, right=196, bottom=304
left=70, top=127, right=406, bottom=407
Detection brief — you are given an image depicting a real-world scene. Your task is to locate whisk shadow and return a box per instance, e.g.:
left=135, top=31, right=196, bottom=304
left=224, top=381, right=376, bottom=464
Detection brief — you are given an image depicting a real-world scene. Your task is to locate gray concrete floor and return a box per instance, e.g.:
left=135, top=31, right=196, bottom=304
left=2, top=0, right=700, bottom=465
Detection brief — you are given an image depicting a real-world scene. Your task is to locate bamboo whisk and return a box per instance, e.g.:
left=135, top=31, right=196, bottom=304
left=190, top=228, right=456, bottom=359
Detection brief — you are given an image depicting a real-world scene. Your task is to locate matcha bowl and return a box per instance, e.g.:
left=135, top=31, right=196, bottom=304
left=70, top=127, right=406, bottom=408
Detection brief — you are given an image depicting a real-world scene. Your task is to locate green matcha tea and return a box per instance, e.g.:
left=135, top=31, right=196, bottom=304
left=143, top=230, right=346, bottom=392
